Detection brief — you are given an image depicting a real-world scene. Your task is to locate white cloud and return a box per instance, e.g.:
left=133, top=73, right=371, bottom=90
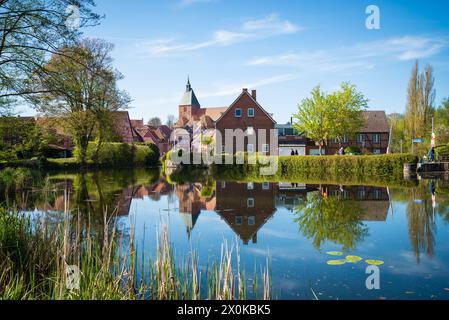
left=135, top=14, right=301, bottom=57
left=246, top=36, right=447, bottom=73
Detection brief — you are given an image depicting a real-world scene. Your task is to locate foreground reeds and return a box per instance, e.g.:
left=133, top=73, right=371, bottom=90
left=0, top=204, right=271, bottom=300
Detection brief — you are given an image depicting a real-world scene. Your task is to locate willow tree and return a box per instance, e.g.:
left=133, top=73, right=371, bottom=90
left=32, top=39, right=130, bottom=164
left=293, top=83, right=367, bottom=154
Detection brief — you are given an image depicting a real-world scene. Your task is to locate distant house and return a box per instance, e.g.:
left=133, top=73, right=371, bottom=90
left=276, top=121, right=315, bottom=156
left=175, top=79, right=276, bottom=154
left=277, top=111, right=390, bottom=155
left=326, top=111, right=390, bottom=155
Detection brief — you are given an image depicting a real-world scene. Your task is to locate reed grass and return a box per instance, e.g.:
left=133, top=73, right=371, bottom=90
left=0, top=204, right=271, bottom=300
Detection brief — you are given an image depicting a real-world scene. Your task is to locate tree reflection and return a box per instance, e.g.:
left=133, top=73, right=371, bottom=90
left=406, top=181, right=437, bottom=263
left=293, top=189, right=369, bottom=251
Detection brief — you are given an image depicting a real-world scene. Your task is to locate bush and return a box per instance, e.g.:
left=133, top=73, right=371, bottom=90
left=209, top=153, right=418, bottom=183
left=344, top=146, right=362, bottom=155
left=435, top=145, right=449, bottom=160
left=75, top=142, right=160, bottom=167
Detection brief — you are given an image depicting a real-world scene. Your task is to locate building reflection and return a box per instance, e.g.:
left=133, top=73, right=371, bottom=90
left=174, top=182, right=390, bottom=245
left=215, top=182, right=276, bottom=245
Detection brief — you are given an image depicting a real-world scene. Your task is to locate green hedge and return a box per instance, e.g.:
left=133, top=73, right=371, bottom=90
left=209, top=153, right=418, bottom=183
left=77, top=142, right=160, bottom=168
left=435, top=145, right=449, bottom=160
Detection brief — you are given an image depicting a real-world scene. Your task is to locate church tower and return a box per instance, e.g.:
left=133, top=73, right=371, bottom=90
left=179, top=77, right=201, bottom=123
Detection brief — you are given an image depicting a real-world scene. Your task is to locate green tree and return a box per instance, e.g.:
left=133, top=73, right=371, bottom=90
left=0, top=0, right=100, bottom=103
left=388, top=113, right=408, bottom=153
left=294, top=190, right=369, bottom=251
left=0, top=117, right=43, bottom=161
left=434, top=97, right=449, bottom=145
left=404, top=61, right=436, bottom=153
left=32, top=39, right=130, bottom=164
left=293, top=83, right=367, bottom=154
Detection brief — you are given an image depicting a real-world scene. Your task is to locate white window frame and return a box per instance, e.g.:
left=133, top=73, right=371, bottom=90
left=247, top=108, right=255, bottom=117
left=235, top=108, right=242, bottom=118
left=247, top=198, right=255, bottom=208
left=357, top=134, right=364, bottom=143
left=373, top=134, right=380, bottom=144
left=262, top=144, right=269, bottom=153
left=373, top=149, right=381, bottom=155
left=262, top=182, right=270, bottom=190
left=247, top=182, right=254, bottom=190
left=343, top=135, right=349, bottom=143
left=248, top=216, right=255, bottom=226
left=247, top=126, right=255, bottom=135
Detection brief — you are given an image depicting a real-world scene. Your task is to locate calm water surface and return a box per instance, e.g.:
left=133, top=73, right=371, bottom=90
left=4, top=169, right=449, bottom=300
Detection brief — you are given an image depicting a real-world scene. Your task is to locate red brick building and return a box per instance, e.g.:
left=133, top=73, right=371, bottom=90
left=277, top=111, right=391, bottom=155
left=176, top=79, right=276, bottom=154
left=325, top=111, right=390, bottom=155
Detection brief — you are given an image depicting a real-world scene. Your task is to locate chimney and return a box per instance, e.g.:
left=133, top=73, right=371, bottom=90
left=251, top=89, right=257, bottom=101
left=242, top=88, right=248, bottom=93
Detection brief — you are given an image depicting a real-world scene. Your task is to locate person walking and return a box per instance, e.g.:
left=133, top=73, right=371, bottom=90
left=291, top=149, right=295, bottom=156
left=295, top=150, right=299, bottom=156
left=428, top=147, right=435, bottom=162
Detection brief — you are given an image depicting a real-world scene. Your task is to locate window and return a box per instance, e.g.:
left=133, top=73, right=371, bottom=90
left=221, top=181, right=226, bottom=189
left=247, top=126, right=254, bottom=135
left=358, top=187, right=366, bottom=199
left=343, top=135, right=349, bottom=143
left=247, top=198, right=255, bottom=208
left=247, top=144, right=254, bottom=153
left=374, top=189, right=381, bottom=199
left=248, top=108, right=255, bottom=117
left=235, top=216, right=243, bottom=226
left=373, top=149, right=381, bottom=155
left=235, top=108, right=242, bottom=118
left=262, top=144, right=269, bottom=153
left=357, top=134, right=364, bottom=143
left=373, top=134, right=380, bottom=144
left=247, top=182, right=254, bottom=190
left=331, top=138, right=339, bottom=144
left=248, top=216, right=255, bottom=226
left=262, top=182, right=270, bottom=190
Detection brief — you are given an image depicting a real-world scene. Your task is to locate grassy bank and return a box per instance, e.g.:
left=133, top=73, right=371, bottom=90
left=0, top=207, right=271, bottom=300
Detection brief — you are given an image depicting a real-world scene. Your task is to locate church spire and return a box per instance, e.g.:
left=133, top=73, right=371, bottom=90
left=186, top=76, right=191, bottom=92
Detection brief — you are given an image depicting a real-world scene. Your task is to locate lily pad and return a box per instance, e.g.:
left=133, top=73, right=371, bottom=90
left=327, top=259, right=346, bottom=266
left=326, top=251, right=343, bottom=256
left=365, top=259, right=385, bottom=266
left=346, top=255, right=363, bottom=263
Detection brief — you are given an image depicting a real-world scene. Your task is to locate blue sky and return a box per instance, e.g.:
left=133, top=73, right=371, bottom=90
left=22, top=0, right=449, bottom=123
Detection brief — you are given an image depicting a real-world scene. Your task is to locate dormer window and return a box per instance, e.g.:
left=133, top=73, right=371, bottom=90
left=235, top=108, right=242, bottom=118
left=248, top=108, right=255, bottom=117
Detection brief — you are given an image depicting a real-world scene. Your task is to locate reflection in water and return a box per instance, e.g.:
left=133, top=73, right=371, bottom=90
left=406, top=182, right=437, bottom=263
left=3, top=168, right=449, bottom=299
left=2, top=169, right=449, bottom=261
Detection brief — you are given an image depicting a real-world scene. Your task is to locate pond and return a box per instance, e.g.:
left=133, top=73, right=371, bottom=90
left=2, top=168, right=449, bottom=300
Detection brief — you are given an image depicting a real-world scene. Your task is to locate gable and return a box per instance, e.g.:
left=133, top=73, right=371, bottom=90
left=215, top=91, right=276, bottom=126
